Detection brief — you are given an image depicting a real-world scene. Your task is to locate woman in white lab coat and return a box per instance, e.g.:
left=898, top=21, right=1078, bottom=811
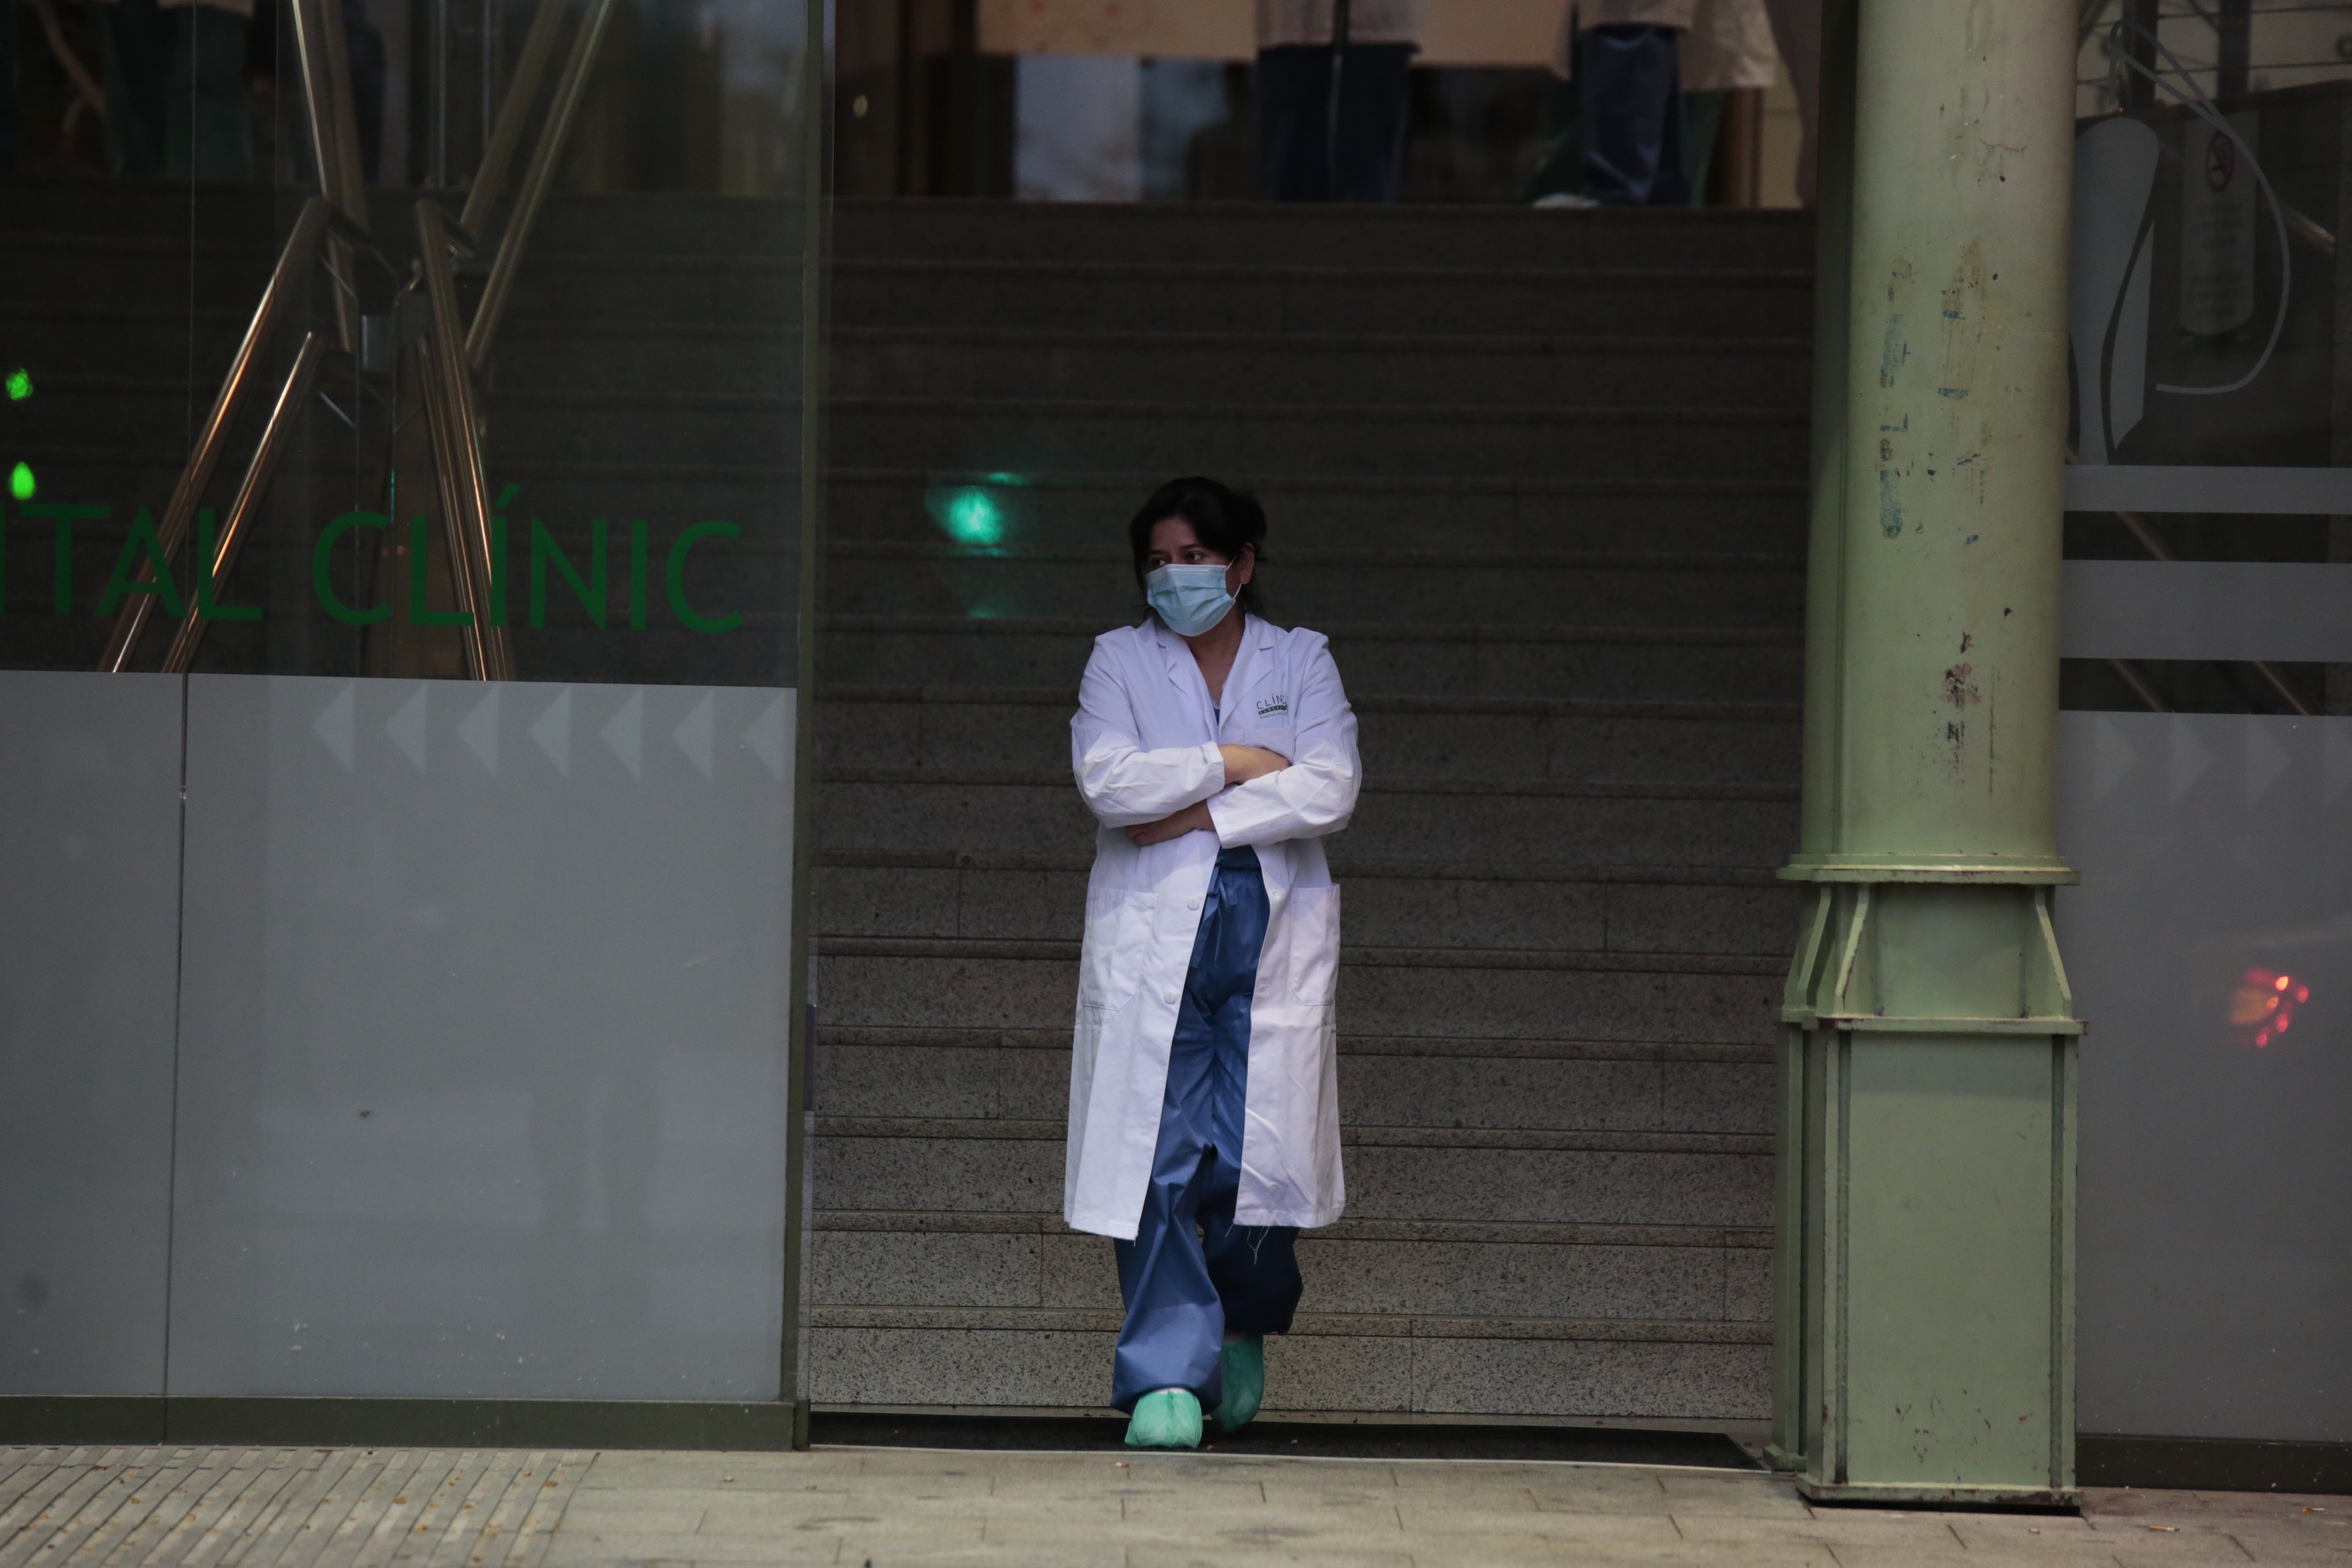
left=1067, top=476, right=1361, bottom=1450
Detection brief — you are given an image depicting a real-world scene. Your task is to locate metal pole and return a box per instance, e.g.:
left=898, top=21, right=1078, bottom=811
left=1775, top=0, right=2082, bottom=1508
left=1765, top=0, right=1858, bottom=1477
left=779, top=0, right=829, bottom=1451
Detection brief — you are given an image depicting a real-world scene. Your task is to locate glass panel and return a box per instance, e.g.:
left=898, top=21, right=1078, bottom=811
left=2066, top=1, right=2352, bottom=1444
left=2, top=0, right=820, bottom=1404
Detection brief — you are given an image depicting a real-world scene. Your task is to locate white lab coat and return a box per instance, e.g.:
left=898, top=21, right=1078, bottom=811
left=1065, top=614, right=1361, bottom=1241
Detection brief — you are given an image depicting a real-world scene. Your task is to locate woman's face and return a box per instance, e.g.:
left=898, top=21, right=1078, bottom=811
left=1144, top=516, right=1255, bottom=597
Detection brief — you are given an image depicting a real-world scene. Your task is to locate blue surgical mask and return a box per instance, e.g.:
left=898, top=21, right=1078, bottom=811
left=1146, top=563, right=1238, bottom=636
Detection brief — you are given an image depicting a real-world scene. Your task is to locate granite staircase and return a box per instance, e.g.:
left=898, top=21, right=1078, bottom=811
left=810, top=198, right=1815, bottom=1422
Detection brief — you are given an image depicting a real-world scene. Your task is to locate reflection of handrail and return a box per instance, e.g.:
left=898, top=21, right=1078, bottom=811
left=417, top=201, right=518, bottom=681
left=460, top=0, right=570, bottom=235
left=2104, top=502, right=2313, bottom=714
left=465, top=0, right=619, bottom=368
left=99, top=199, right=333, bottom=673
left=160, top=334, right=332, bottom=676
left=26, top=0, right=103, bottom=139
left=2062, top=445, right=2310, bottom=714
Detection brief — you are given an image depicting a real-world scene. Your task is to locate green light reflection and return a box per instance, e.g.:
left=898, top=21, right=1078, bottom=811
left=9, top=462, right=33, bottom=501
left=5, top=370, right=29, bottom=402
left=926, top=484, right=1007, bottom=549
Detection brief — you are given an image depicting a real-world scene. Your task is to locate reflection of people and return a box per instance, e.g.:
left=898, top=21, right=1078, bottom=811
left=1528, top=0, right=1778, bottom=206
left=1068, top=477, right=1361, bottom=1450
left=83, top=0, right=255, bottom=178
left=1255, top=0, right=1423, bottom=201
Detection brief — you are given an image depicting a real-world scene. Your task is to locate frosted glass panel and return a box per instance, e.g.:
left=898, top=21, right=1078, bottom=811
left=0, top=673, right=183, bottom=1395
left=168, top=674, right=794, bottom=1398
left=2061, top=710, right=2352, bottom=1442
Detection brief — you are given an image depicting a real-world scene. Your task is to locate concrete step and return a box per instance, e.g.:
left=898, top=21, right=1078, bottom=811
left=821, top=616, right=1806, bottom=703
left=823, top=543, right=1806, bottom=629
left=809, top=1310, right=1770, bottom=1419
left=829, top=259, right=1811, bottom=340
left=817, top=772, right=1796, bottom=867
left=810, top=1218, right=1770, bottom=1324
left=832, top=397, right=1803, bottom=483
left=818, top=683, right=1798, bottom=785
left=813, top=1025, right=1773, bottom=1133
left=832, top=196, right=1817, bottom=272
left=486, top=323, right=1812, bottom=408
left=826, top=468, right=1809, bottom=556
left=0, top=232, right=277, bottom=311
left=814, top=1115, right=1773, bottom=1227
left=815, top=852, right=1798, bottom=957
left=0, top=306, right=254, bottom=385
left=481, top=391, right=1803, bottom=481
left=829, top=468, right=1807, bottom=557
left=816, top=938, right=1784, bottom=1047
left=823, top=327, right=1811, bottom=409
left=494, top=255, right=1809, bottom=335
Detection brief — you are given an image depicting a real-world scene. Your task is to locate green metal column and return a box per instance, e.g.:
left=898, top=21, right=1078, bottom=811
left=1770, top=0, right=2082, bottom=1509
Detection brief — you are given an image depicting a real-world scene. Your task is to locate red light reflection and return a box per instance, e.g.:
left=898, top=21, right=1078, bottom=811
left=2228, top=968, right=2311, bottom=1048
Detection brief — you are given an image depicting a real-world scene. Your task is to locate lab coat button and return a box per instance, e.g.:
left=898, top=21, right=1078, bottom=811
left=1188, top=898, right=1201, bottom=910
left=1164, top=988, right=1179, bottom=1004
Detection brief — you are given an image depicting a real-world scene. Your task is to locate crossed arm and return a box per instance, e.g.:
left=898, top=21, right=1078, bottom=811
left=1071, top=638, right=1359, bottom=851
left=1124, top=745, right=1290, bottom=845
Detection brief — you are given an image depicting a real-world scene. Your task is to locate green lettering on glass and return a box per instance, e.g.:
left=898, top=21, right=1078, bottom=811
left=314, top=510, right=389, bottom=625
left=667, top=520, right=741, bottom=633
left=629, top=520, right=650, bottom=631
left=97, top=507, right=186, bottom=619
left=195, top=510, right=263, bottom=621
left=24, top=503, right=104, bottom=615
left=409, top=516, right=474, bottom=627
left=531, top=518, right=608, bottom=629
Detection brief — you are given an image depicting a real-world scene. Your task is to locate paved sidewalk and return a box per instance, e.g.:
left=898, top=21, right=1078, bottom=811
left=5, top=1444, right=2346, bottom=1567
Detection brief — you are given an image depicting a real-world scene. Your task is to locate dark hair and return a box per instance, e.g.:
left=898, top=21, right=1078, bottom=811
left=1127, top=476, right=1269, bottom=619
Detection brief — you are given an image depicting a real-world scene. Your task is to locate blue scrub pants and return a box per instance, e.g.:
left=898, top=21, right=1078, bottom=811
left=1255, top=42, right=1415, bottom=203
left=1112, top=846, right=1303, bottom=1412
left=1578, top=24, right=1691, bottom=206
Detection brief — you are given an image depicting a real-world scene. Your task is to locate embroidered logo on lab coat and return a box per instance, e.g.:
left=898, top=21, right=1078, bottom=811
left=1256, top=695, right=1288, bottom=717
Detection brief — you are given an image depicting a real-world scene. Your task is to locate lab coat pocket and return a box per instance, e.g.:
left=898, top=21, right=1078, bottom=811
left=1282, top=883, right=1341, bottom=1009
left=1079, top=888, right=1156, bottom=1006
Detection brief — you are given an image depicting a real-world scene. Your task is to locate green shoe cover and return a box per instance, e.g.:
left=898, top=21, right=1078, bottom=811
left=1125, top=1388, right=1204, bottom=1449
left=1212, top=1335, right=1265, bottom=1431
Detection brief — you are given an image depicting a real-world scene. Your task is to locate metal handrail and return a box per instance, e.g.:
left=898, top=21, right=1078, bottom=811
left=464, top=0, right=619, bottom=368
left=459, top=0, right=571, bottom=235
left=417, top=200, right=518, bottom=681
left=99, top=198, right=333, bottom=673
left=160, top=334, right=333, bottom=675
left=98, top=0, right=609, bottom=678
